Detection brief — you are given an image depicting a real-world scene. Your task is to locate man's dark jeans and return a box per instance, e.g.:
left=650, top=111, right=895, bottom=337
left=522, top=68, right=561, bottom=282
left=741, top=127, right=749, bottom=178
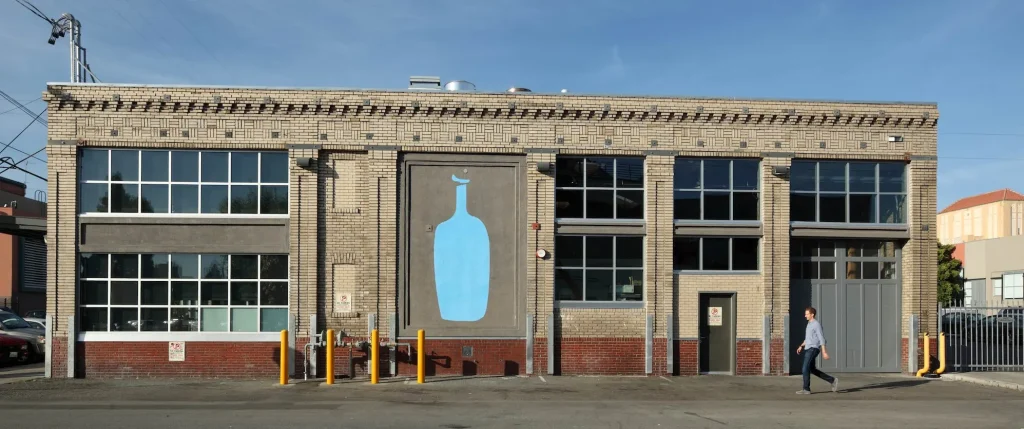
left=801, top=347, right=835, bottom=391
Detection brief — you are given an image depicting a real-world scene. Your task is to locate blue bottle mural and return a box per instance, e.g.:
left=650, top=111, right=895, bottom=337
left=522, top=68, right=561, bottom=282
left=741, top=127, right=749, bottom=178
left=433, top=174, right=491, bottom=322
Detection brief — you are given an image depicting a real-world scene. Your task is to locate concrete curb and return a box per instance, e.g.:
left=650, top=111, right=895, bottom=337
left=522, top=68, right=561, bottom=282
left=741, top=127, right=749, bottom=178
left=941, top=374, right=1024, bottom=392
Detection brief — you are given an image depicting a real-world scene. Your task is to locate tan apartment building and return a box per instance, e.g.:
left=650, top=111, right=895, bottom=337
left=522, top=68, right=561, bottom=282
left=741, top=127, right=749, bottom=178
left=937, top=189, right=1024, bottom=246
left=0, top=176, right=47, bottom=315
left=962, top=235, right=1024, bottom=307
left=41, top=78, right=938, bottom=379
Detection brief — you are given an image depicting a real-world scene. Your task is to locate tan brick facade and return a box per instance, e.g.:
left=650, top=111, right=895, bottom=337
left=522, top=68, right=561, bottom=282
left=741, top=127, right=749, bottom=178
left=43, top=83, right=938, bottom=378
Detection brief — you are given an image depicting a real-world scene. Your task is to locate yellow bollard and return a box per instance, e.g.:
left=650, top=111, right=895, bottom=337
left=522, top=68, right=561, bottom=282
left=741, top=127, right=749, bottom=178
left=370, top=329, right=379, bottom=384
left=417, top=329, right=425, bottom=384
left=936, top=333, right=947, bottom=374
left=916, top=333, right=931, bottom=377
left=279, top=330, right=288, bottom=385
left=326, top=329, right=335, bottom=385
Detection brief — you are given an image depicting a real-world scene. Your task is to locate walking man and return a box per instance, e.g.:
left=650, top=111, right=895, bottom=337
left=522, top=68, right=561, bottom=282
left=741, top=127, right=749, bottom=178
left=796, top=306, right=839, bottom=394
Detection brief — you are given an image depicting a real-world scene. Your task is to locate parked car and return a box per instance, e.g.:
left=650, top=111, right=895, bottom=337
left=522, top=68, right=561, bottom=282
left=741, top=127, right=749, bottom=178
left=0, top=311, right=45, bottom=362
left=23, top=310, right=45, bottom=319
left=23, top=317, right=45, bottom=331
left=0, top=335, right=30, bottom=365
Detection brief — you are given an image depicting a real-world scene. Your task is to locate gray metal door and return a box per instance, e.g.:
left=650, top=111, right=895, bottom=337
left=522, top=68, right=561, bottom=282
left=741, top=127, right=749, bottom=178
left=699, top=293, right=735, bottom=374
left=790, top=240, right=902, bottom=373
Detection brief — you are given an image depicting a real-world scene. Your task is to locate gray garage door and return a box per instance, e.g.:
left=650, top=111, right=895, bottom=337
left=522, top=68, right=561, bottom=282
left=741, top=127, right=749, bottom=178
left=790, top=240, right=902, bottom=373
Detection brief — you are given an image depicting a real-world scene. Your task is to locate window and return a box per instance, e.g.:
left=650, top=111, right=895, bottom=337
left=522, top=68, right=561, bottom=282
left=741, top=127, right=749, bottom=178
left=78, top=253, right=289, bottom=333
left=554, top=235, right=643, bottom=302
left=555, top=157, right=644, bottom=220
left=993, top=277, right=1003, bottom=297
left=673, top=237, right=759, bottom=272
left=1001, top=273, right=1024, bottom=299
left=790, top=161, right=907, bottom=224
left=79, top=149, right=290, bottom=215
left=674, top=158, right=760, bottom=221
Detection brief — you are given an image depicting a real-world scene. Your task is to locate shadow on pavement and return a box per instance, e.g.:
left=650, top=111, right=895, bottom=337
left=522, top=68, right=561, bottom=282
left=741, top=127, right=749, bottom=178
left=841, top=379, right=931, bottom=393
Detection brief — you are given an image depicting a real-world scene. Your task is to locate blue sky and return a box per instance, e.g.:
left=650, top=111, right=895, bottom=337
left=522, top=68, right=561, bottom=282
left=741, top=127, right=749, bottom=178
left=1, top=0, right=1022, bottom=210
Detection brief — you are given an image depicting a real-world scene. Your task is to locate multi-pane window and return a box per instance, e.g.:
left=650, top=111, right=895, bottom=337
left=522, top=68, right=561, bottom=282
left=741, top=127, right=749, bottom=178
left=79, top=149, right=289, bottom=215
left=1001, top=273, right=1024, bottom=299
left=790, top=240, right=898, bottom=280
left=78, top=253, right=289, bottom=333
left=673, top=237, right=759, bottom=272
left=555, top=157, right=644, bottom=220
left=554, top=235, right=643, bottom=302
left=674, top=158, right=760, bottom=221
left=790, top=161, right=907, bottom=224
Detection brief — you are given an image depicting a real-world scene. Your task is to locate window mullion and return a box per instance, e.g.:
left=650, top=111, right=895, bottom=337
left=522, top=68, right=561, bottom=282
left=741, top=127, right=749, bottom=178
left=582, top=236, right=587, bottom=301
left=611, top=236, right=617, bottom=301
left=227, top=152, right=233, bottom=214
left=257, top=152, right=263, bottom=215
left=729, top=160, right=734, bottom=221
left=813, top=161, right=819, bottom=222
left=699, top=160, right=705, bottom=220
left=698, top=237, right=704, bottom=271
left=844, top=162, right=850, bottom=223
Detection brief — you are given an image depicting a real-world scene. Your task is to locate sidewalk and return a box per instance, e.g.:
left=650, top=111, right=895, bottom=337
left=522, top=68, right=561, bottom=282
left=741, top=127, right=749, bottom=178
left=942, top=372, right=1024, bottom=392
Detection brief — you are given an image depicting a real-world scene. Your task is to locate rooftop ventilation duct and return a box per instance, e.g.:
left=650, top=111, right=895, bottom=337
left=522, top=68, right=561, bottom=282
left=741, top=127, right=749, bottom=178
left=409, top=76, right=442, bottom=91
left=444, top=80, right=477, bottom=91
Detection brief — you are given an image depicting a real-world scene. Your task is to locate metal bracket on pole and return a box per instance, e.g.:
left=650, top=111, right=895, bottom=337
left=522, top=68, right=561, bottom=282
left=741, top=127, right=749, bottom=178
left=66, top=315, right=74, bottom=378
left=645, top=314, right=653, bottom=375
left=666, top=315, right=674, bottom=374
left=909, top=314, right=919, bottom=375
left=783, top=315, right=790, bottom=374
left=546, top=314, right=554, bottom=375
left=526, top=314, right=534, bottom=375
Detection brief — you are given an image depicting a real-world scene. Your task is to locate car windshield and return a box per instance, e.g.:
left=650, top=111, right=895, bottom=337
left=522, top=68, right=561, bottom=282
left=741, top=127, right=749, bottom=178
left=0, top=313, right=31, bottom=329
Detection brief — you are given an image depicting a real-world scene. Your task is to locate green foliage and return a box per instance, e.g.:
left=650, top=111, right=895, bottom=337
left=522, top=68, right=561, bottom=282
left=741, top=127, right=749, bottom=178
left=937, top=243, right=964, bottom=306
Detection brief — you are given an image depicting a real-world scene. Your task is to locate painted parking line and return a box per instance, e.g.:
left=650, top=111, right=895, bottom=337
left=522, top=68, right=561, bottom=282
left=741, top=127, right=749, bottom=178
left=659, top=376, right=673, bottom=383
left=538, top=376, right=547, bottom=383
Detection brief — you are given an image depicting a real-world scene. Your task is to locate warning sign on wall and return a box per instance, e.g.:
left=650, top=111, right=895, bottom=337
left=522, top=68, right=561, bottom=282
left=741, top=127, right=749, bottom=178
left=708, top=307, right=723, bottom=327
left=335, top=292, right=353, bottom=313
left=168, top=341, right=185, bottom=362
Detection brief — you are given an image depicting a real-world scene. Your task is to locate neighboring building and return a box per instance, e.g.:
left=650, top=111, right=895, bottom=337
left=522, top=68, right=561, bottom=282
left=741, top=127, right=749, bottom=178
left=937, top=188, right=1024, bottom=246
left=0, top=176, right=47, bottom=315
left=962, top=235, right=1024, bottom=307
left=42, top=79, right=938, bottom=379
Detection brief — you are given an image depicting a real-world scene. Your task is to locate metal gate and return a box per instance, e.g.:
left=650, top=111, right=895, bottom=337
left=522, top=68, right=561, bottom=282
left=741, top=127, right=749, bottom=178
left=940, top=304, right=1024, bottom=372
left=790, top=239, right=903, bottom=373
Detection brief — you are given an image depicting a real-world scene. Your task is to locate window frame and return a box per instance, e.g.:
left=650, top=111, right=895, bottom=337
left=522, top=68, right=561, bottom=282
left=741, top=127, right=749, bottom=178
left=1001, top=272, right=1024, bottom=300
left=672, top=236, right=761, bottom=274
left=553, top=156, right=646, bottom=222
left=673, top=157, right=762, bottom=223
left=78, top=148, right=291, bottom=217
left=790, top=160, right=908, bottom=225
left=554, top=234, right=645, bottom=309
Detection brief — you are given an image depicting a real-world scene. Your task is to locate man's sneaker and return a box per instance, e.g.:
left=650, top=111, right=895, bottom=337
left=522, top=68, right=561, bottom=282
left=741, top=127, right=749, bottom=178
left=831, top=378, right=839, bottom=393
left=796, top=390, right=811, bottom=395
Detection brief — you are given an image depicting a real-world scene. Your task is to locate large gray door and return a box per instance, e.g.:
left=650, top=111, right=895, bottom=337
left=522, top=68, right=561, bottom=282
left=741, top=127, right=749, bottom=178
left=699, top=293, right=736, bottom=374
left=790, top=240, right=902, bottom=373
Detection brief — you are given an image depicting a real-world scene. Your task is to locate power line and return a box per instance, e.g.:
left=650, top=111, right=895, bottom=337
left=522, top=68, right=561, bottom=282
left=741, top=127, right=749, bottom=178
left=154, top=0, right=230, bottom=76
left=0, top=108, right=46, bottom=158
left=940, top=132, right=1024, bottom=137
left=0, top=90, right=47, bottom=126
left=0, top=97, right=41, bottom=116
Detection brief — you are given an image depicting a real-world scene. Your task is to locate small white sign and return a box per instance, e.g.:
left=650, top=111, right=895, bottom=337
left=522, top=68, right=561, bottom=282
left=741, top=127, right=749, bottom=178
left=168, top=341, right=185, bottom=362
left=335, top=292, right=353, bottom=313
left=708, top=307, right=723, bottom=327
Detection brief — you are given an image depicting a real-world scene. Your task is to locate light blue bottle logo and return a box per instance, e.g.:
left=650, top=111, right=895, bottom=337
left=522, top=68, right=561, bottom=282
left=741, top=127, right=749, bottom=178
left=433, top=174, right=491, bottom=322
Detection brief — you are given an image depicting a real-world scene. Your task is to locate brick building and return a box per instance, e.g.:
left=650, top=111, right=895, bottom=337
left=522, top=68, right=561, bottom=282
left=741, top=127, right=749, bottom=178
left=42, top=78, right=939, bottom=379
left=0, top=176, right=47, bottom=315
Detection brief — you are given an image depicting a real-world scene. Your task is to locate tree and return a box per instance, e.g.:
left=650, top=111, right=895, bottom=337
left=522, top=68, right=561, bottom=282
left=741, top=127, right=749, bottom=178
left=938, top=243, right=964, bottom=307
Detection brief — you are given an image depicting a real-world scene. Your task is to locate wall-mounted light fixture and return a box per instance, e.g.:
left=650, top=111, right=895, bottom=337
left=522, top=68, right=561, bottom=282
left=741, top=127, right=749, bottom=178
left=771, top=166, right=790, bottom=178
left=295, top=157, right=315, bottom=168
left=536, top=162, right=554, bottom=174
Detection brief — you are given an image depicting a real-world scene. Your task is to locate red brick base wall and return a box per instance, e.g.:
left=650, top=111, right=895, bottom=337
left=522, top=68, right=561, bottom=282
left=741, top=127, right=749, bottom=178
left=901, top=336, right=939, bottom=374
left=557, top=338, right=645, bottom=375
left=770, top=338, right=787, bottom=375
left=78, top=342, right=283, bottom=378
left=49, top=337, right=69, bottom=378
left=392, top=339, right=526, bottom=377
left=677, top=339, right=698, bottom=375
left=736, top=339, right=763, bottom=375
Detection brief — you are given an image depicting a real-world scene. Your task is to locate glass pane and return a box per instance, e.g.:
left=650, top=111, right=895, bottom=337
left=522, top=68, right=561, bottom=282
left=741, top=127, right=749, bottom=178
left=585, top=189, right=614, bottom=219
left=881, top=241, right=897, bottom=258
left=819, top=262, right=836, bottom=279
left=849, top=194, right=876, bottom=223
left=616, top=190, right=644, bottom=219
left=110, top=281, right=138, bottom=305
left=170, top=254, right=199, bottom=279
left=846, top=244, right=861, bottom=257
left=201, top=151, right=229, bottom=182
left=616, top=158, right=644, bottom=188
left=673, top=237, right=700, bottom=270
left=733, top=192, right=759, bottom=221
left=732, top=238, right=759, bottom=271
left=232, top=255, right=259, bottom=279
left=818, top=162, right=846, bottom=192
left=230, top=185, right=258, bottom=214
left=231, top=308, right=259, bottom=332
left=704, top=192, right=730, bottom=220
left=555, top=189, right=583, bottom=218
left=555, top=157, right=585, bottom=188
left=260, top=308, right=288, bottom=332
left=616, top=236, right=643, bottom=268
left=585, top=236, right=613, bottom=268
left=846, top=262, right=861, bottom=280
left=171, top=151, right=199, bottom=182
left=848, top=163, right=876, bottom=192
left=111, top=254, right=138, bottom=278
left=231, top=282, right=259, bottom=305
left=200, top=185, right=229, bottom=214
left=202, top=282, right=228, bottom=305
left=80, top=308, right=108, bottom=332
left=109, top=183, right=139, bottom=213
left=819, top=194, right=846, bottom=223
left=555, top=235, right=583, bottom=267
left=141, top=308, right=168, bottom=332
left=800, top=240, right=818, bottom=257
left=141, top=281, right=168, bottom=305
left=80, top=254, right=108, bottom=278
left=790, top=161, right=816, bottom=192
left=80, top=281, right=108, bottom=305
left=674, top=159, right=701, bottom=189
left=171, top=281, right=198, bottom=305
left=881, top=262, right=897, bottom=279
left=554, top=269, right=584, bottom=301
left=819, top=241, right=837, bottom=257
left=802, top=261, right=818, bottom=279
left=703, top=159, right=730, bottom=190
left=862, top=241, right=880, bottom=258
left=110, top=307, right=138, bottom=332
left=863, top=261, right=880, bottom=280
left=170, top=184, right=199, bottom=213
left=791, top=193, right=816, bottom=222
left=261, top=152, right=290, bottom=184
left=79, top=183, right=109, bottom=213
left=80, top=149, right=108, bottom=181
left=615, top=269, right=643, bottom=301
left=140, top=184, right=169, bottom=213
left=201, top=308, right=228, bottom=332
left=260, top=185, right=289, bottom=214
left=703, top=238, right=730, bottom=270
left=584, top=269, right=614, bottom=301
left=140, top=150, right=169, bottom=182
left=584, top=158, right=615, bottom=188
left=732, top=159, right=759, bottom=191
left=109, top=150, right=139, bottom=182
left=260, top=282, right=289, bottom=306
left=673, top=191, right=701, bottom=220
left=231, top=152, right=259, bottom=183
left=171, top=308, right=198, bottom=332
left=879, top=163, right=906, bottom=193
left=791, top=261, right=802, bottom=279
left=879, top=194, right=906, bottom=223
left=200, top=254, right=229, bottom=279
left=260, top=255, right=289, bottom=280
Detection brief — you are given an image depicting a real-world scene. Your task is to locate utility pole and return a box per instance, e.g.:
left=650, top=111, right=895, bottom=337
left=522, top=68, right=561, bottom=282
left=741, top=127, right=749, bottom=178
left=15, top=0, right=100, bottom=83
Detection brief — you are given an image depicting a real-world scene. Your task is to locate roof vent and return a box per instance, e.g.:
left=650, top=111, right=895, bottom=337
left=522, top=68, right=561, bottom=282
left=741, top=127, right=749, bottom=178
left=409, top=76, right=442, bottom=91
left=507, top=87, right=532, bottom=93
left=444, top=80, right=477, bottom=91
